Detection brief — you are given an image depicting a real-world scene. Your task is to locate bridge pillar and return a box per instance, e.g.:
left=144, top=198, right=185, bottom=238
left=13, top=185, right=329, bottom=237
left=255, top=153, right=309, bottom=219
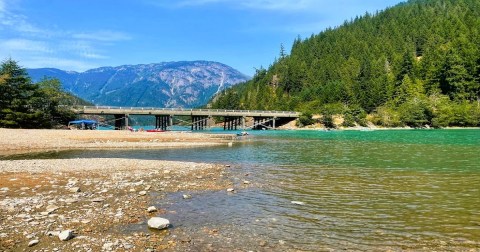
left=253, top=117, right=275, bottom=130
left=155, top=115, right=172, bottom=130
left=114, top=114, right=129, bottom=130
left=223, top=116, right=241, bottom=131
left=191, top=116, right=208, bottom=130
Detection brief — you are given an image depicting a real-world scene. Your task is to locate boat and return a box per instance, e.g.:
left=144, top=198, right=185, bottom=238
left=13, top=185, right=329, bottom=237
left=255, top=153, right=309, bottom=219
left=146, top=129, right=166, bottom=132
left=237, top=131, right=249, bottom=136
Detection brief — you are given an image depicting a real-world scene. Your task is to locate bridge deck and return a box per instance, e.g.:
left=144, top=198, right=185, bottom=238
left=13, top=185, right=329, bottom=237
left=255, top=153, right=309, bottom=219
left=74, top=106, right=301, bottom=118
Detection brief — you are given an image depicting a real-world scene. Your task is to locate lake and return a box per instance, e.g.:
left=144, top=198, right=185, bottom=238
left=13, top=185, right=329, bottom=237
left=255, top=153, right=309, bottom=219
left=5, top=129, right=480, bottom=250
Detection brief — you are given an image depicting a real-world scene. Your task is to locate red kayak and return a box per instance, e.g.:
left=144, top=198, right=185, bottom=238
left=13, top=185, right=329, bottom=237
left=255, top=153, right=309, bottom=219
left=146, top=129, right=166, bottom=132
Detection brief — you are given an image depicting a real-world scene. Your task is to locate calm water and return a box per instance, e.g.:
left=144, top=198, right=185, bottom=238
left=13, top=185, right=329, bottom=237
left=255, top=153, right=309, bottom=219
left=4, top=129, right=480, bottom=250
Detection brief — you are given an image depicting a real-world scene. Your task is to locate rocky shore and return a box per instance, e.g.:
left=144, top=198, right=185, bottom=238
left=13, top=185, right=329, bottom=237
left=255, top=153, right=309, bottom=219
left=0, top=129, right=235, bottom=155
left=0, top=129, right=237, bottom=251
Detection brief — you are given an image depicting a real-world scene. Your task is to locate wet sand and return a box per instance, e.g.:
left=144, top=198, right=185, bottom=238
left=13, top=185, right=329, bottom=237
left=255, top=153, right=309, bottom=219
left=0, top=129, right=237, bottom=251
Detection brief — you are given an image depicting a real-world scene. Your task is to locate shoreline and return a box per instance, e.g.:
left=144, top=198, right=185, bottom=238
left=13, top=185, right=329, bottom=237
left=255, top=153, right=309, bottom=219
left=0, top=128, right=238, bottom=251
left=0, top=128, right=236, bottom=156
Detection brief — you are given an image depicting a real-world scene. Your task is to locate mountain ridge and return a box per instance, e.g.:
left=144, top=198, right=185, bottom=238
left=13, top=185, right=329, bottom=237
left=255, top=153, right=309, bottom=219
left=28, top=61, right=250, bottom=108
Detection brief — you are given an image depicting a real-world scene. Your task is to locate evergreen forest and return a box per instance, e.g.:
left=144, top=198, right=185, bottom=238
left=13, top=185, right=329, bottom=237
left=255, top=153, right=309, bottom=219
left=210, top=0, right=480, bottom=128
left=0, top=59, right=88, bottom=128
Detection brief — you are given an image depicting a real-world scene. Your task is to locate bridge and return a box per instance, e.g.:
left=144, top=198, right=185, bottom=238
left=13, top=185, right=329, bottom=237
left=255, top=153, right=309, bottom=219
left=73, top=106, right=301, bottom=131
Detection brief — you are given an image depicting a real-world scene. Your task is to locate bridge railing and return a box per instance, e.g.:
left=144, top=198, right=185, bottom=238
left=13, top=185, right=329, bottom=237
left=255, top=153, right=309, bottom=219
left=77, top=106, right=300, bottom=115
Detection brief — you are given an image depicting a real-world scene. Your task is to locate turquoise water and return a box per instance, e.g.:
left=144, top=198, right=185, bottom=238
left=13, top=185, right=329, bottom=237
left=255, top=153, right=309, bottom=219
left=4, top=129, right=480, bottom=250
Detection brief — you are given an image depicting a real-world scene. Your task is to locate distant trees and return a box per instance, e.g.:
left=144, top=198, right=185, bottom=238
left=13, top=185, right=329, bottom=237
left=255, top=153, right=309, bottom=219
left=210, top=0, right=480, bottom=127
left=0, top=58, right=80, bottom=128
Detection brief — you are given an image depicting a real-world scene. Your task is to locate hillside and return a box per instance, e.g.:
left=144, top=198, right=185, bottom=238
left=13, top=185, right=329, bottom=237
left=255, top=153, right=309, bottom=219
left=28, top=61, right=249, bottom=108
left=210, top=0, right=480, bottom=127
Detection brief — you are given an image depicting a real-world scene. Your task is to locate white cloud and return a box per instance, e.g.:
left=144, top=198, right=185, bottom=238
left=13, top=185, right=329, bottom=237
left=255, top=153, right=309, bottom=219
left=72, top=30, right=132, bottom=42
left=0, top=39, right=51, bottom=53
left=0, top=1, right=130, bottom=71
left=26, top=56, right=98, bottom=72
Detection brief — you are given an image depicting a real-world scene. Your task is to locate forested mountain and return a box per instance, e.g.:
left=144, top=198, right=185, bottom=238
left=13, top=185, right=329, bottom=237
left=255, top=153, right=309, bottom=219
left=211, top=0, right=480, bottom=127
left=28, top=61, right=249, bottom=108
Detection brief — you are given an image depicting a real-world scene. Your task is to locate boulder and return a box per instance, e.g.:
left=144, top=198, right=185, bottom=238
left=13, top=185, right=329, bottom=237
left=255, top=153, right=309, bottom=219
left=58, top=230, right=74, bottom=241
left=147, top=217, right=170, bottom=230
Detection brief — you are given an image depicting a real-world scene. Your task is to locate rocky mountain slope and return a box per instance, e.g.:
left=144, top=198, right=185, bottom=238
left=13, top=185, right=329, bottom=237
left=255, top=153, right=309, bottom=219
left=28, top=61, right=249, bottom=108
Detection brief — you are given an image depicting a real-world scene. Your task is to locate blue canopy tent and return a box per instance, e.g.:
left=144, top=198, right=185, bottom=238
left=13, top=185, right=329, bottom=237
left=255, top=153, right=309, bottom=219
left=68, top=120, right=98, bottom=130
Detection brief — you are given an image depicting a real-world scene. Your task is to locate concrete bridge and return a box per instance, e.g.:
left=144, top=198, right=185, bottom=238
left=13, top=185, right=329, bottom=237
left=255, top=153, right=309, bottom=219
left=73, top=106, right=301, bottom=130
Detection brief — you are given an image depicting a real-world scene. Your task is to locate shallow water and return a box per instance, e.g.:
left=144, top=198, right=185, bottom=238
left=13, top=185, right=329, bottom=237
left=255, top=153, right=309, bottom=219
left=5, top=129, right=480, bottom=250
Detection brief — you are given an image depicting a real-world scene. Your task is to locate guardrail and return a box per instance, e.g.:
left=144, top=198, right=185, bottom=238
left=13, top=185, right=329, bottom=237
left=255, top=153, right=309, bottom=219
left=75, top=106, right=300, bottom=115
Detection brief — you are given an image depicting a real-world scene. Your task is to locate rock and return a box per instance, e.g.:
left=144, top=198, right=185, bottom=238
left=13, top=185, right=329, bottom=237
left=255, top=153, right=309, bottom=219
left=102, top=242, right=114, bottom=251
left=226, top=188, right=235, bottom=192
left=243, top=180, right=250, bottom=184
left=46, top=205, right=59, bottom=213
left=147, top=217, right=170, bottom=230
left=182, top=194, right=192, bottom=199
left=69, top=187, right=81, bottom=193
left=259, top=240, right=268, bottom=247
left=147, top=206, right=157, bottom=213
left=145, top=185, right=152, bottom=191
left=91, top=197, right=104, bottom=202
left=58, top=230, right=74, bottom=241
left=225, top=164, right=231, bottom=167
left=28, top=239, right=39, bottom=247
left=46, top=231, right=60, bottom=237
left=291, top=201, right=305, bottom=205
left=138, top=191, right=147, bottom=196
left=65, top=198, right=78, bottom=204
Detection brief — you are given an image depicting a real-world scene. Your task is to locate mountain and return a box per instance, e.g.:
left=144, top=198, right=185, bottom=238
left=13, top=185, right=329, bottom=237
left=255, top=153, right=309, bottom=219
left=28, top=61, right=250, bottom=108
left=210, top=0, right=480, bottom=128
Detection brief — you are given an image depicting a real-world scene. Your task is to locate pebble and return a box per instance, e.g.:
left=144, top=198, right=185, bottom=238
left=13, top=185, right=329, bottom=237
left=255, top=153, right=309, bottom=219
left=28, top=239, right=39, bottom=247
left=46, top=205, right=59, bottom=213
left=147, top=206, right=157, bottom=213
left=243, top=180, right=250, bottom=184
left=138, top=191, right=147, bottom=196
left=58, top=230, right=74, bottom=241
left=91, top=197, right=104, bottom=202
left=69, top=187, right=81, bottom=193
left=291, top=201, right=305, bottom=205
left=182, top=194, right=192, bottom=199
left=226, top=188, right=235, bottom=192
left=147, top=217, right=170, bottom=230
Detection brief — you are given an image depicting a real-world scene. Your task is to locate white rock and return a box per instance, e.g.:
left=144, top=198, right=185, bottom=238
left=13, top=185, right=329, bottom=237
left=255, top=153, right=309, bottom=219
left=291, top=201, right=305, bottom=205
left=243, top=180, right=250, bottom=184
left=69, top=187, right=80, bottom=193
left=46, top=205, right=59, bottom=213
left=28, top=239, right=39, bottom=247
left=138, top=191, right=147, bottom=196
left=147, top=206, right=157, bottom=213
left=147, top=217, right=170, bottom=230
left=182, top=194, right=192, bottom=199
left=226, top=188, right=235, bottom=192
left=58, top=230, right=74, bottom=241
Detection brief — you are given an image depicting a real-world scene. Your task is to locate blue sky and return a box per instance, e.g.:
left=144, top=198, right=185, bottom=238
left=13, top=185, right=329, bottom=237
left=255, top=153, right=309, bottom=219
left=0, top=0, right=404, bottom=76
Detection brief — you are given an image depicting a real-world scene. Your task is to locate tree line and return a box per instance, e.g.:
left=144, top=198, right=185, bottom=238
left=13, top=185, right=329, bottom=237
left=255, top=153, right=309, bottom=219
left=210, top=0, right=480, bottom=128
left=0, top=59, right=88, bottom=128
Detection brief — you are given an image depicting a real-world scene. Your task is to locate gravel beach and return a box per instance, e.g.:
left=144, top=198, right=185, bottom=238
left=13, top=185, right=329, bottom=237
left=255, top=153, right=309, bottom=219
left=0, top=129, right=237, bottom=251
